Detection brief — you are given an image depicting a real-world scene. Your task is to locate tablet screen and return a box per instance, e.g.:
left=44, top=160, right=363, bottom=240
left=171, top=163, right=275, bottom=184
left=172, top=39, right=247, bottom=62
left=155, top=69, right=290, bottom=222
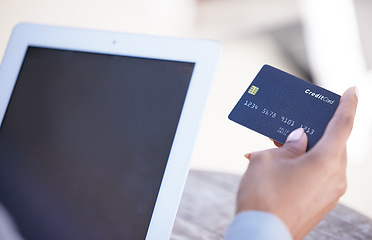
left=0, top=47, right=194, bottom=240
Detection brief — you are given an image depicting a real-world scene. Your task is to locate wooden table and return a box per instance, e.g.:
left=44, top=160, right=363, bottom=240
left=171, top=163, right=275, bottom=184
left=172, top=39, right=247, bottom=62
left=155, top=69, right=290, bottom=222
left=171, top=170, right=372, bottom=240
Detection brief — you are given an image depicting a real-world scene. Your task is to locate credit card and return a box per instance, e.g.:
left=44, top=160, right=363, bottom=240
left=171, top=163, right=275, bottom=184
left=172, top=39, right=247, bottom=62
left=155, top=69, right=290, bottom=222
left=228, top=65, right=341, bottom=150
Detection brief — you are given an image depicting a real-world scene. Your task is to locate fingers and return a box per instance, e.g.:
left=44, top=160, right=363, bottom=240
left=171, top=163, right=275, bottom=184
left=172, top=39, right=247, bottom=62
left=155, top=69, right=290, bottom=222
left=277, top=128, right=308, bottom=158
left=314, top=87, right=358, bottom=156
left=340, top=146, right=347, bottom=170
left=248, top=128, right=308, bottom=161
left=271, top=139, right=283, bottom=148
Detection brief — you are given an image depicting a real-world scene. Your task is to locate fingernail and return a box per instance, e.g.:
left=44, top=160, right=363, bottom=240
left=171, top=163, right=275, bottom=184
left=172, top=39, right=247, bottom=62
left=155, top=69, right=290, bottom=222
left=354, top=85, right=359, bottom=99
left=286, top=128, right=304, bottom=142
left=244, top=153, right=251, bottom=159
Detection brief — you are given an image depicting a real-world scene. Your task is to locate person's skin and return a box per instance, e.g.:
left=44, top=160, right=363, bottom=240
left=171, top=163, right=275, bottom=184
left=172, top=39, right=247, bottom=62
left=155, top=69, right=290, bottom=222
left=236, top=86, right=358, bottom=240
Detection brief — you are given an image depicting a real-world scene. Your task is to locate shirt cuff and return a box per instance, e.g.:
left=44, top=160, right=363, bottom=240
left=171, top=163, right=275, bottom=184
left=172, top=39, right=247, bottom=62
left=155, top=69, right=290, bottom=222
left=224, top=211, right=293, bottom=240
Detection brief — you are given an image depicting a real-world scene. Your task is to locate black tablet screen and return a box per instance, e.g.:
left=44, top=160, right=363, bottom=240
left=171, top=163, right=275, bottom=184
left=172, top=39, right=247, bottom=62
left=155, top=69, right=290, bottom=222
left=0, top=47, right=194, bottom=240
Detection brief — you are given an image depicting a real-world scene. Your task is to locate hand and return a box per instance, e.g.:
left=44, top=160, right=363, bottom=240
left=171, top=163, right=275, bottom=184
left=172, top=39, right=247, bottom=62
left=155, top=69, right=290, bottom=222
left=236, top=87, right=358, bottom=240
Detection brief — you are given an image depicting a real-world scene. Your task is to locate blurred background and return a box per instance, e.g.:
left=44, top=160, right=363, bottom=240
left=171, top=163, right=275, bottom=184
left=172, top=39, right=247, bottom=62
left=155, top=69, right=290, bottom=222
left=1, top=0, right=372, bottom=219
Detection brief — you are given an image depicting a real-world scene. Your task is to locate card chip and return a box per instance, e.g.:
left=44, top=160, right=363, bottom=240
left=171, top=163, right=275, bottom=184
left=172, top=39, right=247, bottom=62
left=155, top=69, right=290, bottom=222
left=248, top=85, right=259, bottom=95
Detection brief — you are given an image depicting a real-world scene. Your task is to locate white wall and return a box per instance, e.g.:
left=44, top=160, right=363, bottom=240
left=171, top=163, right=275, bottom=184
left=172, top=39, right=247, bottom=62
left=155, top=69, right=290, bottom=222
left=0, top=0, right=196, bottom=63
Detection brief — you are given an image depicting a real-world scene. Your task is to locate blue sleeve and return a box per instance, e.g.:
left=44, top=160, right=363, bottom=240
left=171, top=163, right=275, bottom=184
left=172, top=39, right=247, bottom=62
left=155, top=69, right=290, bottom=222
left=224, top=211, right=293, bottom=240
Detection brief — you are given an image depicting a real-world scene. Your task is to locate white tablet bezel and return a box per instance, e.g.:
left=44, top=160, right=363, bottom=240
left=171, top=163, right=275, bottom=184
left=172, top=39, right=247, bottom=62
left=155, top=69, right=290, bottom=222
left=0, top=23, right=221, bottom=239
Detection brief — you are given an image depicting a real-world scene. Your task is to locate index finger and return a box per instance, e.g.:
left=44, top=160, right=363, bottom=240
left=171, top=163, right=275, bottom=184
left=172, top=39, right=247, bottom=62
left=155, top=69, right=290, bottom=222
left=313, top=86, right=358, bottom=155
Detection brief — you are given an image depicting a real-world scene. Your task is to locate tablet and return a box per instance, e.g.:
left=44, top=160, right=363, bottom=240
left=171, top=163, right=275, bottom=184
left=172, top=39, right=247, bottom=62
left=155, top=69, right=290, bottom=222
left=0, top=23, right=221, bottom=240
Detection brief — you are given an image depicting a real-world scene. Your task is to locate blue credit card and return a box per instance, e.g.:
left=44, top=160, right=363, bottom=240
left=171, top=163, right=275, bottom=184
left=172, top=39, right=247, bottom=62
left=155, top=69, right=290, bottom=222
left=228, top=65, right=341, bottom=150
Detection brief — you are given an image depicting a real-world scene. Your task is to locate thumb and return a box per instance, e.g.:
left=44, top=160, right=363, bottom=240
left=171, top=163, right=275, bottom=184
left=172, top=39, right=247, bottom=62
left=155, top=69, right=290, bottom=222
left=278, top=128, right=308, bottom=158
